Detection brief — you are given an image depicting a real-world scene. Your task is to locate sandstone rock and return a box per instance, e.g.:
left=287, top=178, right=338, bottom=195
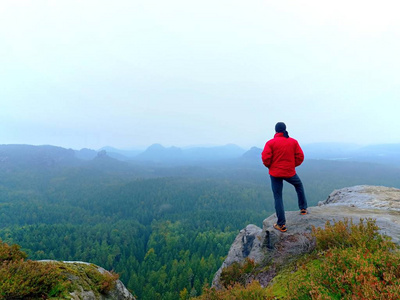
left=319, top=185, right=400, bottom=211
left=39, top=260, right=135, bottom=300
left=211, top=224, right=263, bottom=289
left=212, top=185, right=400, bottom=288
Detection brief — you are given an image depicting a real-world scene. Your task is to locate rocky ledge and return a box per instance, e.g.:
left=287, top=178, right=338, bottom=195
left=212, top=185, right=400, bottom=289
left=38, top=260, right=135, bottom=300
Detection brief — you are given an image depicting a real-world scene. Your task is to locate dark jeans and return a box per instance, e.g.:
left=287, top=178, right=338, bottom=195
left=270, top=174, right=307, bottom=226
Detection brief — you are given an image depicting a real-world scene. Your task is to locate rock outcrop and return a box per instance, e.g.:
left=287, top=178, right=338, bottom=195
left=212, top=185, right=400, bottom=289
left=211, top=225, right=264, bottom=289
left=39, top=260, right=135, bottom=300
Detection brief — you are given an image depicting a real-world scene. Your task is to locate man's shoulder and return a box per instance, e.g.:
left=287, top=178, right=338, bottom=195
left=288, top=137, right=303, bottom=149
left=288, top=137, right=299, bottom=143
left=266, top=136, right=300, bottom=146
left=266, top=137, right=278, bottom=145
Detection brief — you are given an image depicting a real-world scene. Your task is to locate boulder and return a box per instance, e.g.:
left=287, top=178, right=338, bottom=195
left=39, top=260, right=135, bottom=300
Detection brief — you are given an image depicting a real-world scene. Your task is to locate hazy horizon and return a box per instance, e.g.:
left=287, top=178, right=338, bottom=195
left=1, top=1, right=399, bottom=150
left=1, top=140, right=398, bottom=153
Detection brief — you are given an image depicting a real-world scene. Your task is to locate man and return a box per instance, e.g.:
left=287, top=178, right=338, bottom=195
left=261, top=122, right=308, bottom=232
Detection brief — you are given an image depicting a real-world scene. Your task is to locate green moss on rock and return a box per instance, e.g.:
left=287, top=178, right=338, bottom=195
left=0, top=240, right=134, bottom=300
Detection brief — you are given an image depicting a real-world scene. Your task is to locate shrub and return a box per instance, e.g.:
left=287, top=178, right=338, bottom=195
left=0, top=240, right=66, bottom=298
left=86, top=266, right=120, bottom=293
left=0, top=259, right=68, bottom=299
left=312, top=218, right=395, bottom=252
left=0, top=239, right=27, bottom=262
left=277, top=218, right=400, bottom=299
left=219, top=258, right=256, bottom=288
left=0, top=240, right=120, bottom=298
left=196, top=281, right=268, bottom=300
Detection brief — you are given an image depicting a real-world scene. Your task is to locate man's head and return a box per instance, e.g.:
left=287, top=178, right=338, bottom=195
left=275, top=122, right=286, bottom=133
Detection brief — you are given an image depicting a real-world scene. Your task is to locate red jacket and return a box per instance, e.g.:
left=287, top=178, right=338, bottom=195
left=261, top=132, right=304, bottom=177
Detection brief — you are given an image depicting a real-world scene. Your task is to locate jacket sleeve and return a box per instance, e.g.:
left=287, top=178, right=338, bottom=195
left=294, top=142, right=304, bottom=167
left=261, top=142, right=272, bottom=168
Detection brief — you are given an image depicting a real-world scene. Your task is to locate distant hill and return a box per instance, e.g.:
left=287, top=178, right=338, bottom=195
left=0, top=145, right=129, bottom=171
left=134, top=143, right=184, bottom=163
left=303, top=143, right=400, bottom=166
left=241, top=147, right=262, bottom=161
left=99, top=146, right=143, bottom=160
left=0, top=143, right=247, bottom=168
left=2, top=143, right=400, bottom=167
left=74, top=148, right=98, bottom=160
left=0, top=144, right=79, bottom=169
left=132, top=143, right=246, bottom=164
left=86, top=143, right=400, bottom=166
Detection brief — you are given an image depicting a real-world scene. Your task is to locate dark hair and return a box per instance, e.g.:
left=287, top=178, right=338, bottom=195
left=275, top=122, right=289, bottom=138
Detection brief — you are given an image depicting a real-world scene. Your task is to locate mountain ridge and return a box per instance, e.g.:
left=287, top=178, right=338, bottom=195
left=2, top=142, right=400, bottom=165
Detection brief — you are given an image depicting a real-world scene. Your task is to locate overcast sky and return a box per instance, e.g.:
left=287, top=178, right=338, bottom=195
left=1, top=0, right=399, bottom=150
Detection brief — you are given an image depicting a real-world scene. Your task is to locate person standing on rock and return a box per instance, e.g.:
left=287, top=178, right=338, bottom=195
left=261, top=122, right=308, bottom=232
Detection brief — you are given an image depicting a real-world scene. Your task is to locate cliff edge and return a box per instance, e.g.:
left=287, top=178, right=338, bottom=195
left=40, top=260, right=136, bottom=300
left=0, top=241, right=136, bottom=300
left=212, top=185, right=400, bottom=289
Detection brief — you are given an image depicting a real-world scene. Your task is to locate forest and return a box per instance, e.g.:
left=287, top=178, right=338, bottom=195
left=0, top=145, right=400, bottom=299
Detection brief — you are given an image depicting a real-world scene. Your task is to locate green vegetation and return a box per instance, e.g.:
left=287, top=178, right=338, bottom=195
left=198, top=281, right=268, bottom=300
left=277, top=219, right=400, bottom=299
left=220, top=258, right=256, bottom=288
left=0, top=240, right=118, bottom=299
left=0, top=162, right=270, bottom=299
left=197, top=219, right=400, bottom=300
left=1, top=146, right=400, bottom=299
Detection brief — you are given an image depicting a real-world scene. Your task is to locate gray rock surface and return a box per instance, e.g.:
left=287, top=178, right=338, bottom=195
left=212, top=224, right=263, bottom=289
left=212, top=185, right=400, bottom=288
